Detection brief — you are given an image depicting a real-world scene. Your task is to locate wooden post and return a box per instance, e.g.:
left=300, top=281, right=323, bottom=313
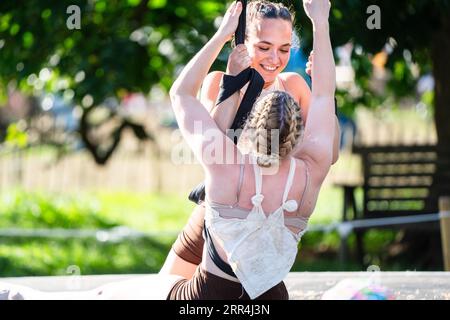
left=439, top=196, right=450, bottom=271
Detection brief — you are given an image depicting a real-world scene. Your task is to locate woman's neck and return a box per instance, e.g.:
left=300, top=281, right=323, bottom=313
left=253, top=155, right=291, bottom=176
left=263, top=77, right=277, bottom=89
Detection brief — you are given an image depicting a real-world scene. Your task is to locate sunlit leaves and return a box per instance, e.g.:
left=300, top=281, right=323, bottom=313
left=6, top=123, right=28, bottom=149
left=127, top=0, right=142, bottom=7
left=147, top=0, right=167, bottom=9
left=41, top=9, right=52, bottom=20
left=22, top=32, right=34, bottom=48
left=9, top=23, right=20, bottom=36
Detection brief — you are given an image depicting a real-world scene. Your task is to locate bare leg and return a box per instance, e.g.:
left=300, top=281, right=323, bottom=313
left=160, top=205, right=206, bottom=279
left=159, top=249, right=198, bottom=279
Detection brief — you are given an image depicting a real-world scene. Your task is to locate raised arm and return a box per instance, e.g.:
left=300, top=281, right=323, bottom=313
left=294, top=0, right=335, bottom=180
left=169, top=2, right=243, bottom=167
left=200, top=42, right=253, bottom=133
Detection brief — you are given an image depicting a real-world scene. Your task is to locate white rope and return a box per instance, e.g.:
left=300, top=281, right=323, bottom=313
left=0, top=226, right=177, bottom=242
left=0, top=214, right=444, bottom=241
left=308, top=213, right=441, bottom=237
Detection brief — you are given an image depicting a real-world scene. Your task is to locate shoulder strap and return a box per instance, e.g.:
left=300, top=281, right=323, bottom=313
left=235, top=160, right=245, bottom=203
left=276, top=76, right=286, bottom=91
left=297, top=163, right=310, bottom=213
left=282, top=157, right=297, bottom=203
left=252, top=160, right=262, bottom=195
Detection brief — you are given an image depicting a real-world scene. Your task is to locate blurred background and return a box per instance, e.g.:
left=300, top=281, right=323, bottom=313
left=0, top=0, right=449, bottom=278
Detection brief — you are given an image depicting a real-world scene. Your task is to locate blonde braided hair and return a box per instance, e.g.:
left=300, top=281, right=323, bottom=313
left=242, top=91, right=303, bottom=167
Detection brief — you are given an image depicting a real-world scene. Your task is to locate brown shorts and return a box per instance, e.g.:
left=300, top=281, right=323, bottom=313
left=172, top=204, right=206, bottom=265
left=167, top=266, right=289, bottom=300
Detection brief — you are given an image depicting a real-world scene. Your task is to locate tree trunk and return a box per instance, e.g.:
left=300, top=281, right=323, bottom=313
left=432, top=17, right=450, bottom=197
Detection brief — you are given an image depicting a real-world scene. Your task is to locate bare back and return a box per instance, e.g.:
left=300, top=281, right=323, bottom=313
left=205, top=154, right=320, bottom=234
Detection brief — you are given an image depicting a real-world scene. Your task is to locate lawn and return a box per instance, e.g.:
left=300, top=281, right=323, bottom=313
left=0, top=187, right=408, bottom=276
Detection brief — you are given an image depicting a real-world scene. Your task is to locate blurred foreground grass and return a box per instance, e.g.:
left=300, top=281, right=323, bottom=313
left=0, top=187, right=401, bottom=276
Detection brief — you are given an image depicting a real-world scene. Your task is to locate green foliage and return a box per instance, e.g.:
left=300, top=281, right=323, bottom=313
left=5, top=123, right=28, bottom=149
left=1, top=0, right=449, bottom=125
left=0, top=0, right=228, bottom=107
left=294, top=0, right=449, bottom=117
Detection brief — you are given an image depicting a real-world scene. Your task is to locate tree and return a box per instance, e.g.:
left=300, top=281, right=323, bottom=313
left=1, top=0, right=449, bottom=189
left=289, top=0, right=450, bottom=268
left=0, top=0, right=228, bottom=163
left=292, top=0, right=450, bottom=196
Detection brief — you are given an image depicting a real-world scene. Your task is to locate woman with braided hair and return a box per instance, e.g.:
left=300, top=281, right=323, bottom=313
left=165, top=0, right=335, bottom=299
left=160, top=0, right=340, bottom=281
left=1, top=0, right=335, bottom=300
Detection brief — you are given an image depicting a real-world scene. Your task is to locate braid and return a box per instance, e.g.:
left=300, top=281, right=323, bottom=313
left=242, top=91, right=303, bottom=167
left=279, top=94, right=303, bottom=158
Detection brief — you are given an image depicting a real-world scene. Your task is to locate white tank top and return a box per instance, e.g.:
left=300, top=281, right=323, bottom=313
left=205, top=155, right=308, bottom=299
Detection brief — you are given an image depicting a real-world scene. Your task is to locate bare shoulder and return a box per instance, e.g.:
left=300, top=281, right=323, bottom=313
left=278, top=72, right=310, bottom=100
left=279, top=72, right=311, bottom=120
left=279, top=72, right=309, bottom=88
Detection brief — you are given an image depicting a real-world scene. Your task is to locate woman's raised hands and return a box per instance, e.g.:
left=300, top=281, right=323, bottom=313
left=216, top=1, right=243, bottom=42
left=226, top=44, right=252, bottom=76
left=303, top=0, right=331, bottom=25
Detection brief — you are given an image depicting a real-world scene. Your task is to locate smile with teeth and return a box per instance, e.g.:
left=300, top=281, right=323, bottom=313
left=261, top=65, right=278, bottom=72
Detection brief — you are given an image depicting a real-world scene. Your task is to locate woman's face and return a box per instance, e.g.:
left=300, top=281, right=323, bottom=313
left=245, top=18, right=292, bottom=85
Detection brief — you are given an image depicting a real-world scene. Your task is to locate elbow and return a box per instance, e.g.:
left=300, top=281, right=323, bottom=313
left=169, top=79, right=188, bottom=101
left=169, top=86, right=182, bottom=114
left=169, top=84, right=180, bottom=102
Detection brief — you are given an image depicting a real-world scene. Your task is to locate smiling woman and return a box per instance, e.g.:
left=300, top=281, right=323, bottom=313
left=0, top=0, right=336, bottom=300
left=244, top=2, right=295, bottom=85
left=160, top=0, right=341, bottom=281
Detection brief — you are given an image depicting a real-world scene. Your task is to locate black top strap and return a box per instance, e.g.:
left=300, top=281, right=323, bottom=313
left=216, top=68, right=265, bottom=131
left=203, top=223, right=237, bottom=278
left=234, top=0, right=247, bottom=46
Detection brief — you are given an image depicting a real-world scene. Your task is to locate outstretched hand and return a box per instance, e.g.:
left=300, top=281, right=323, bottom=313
left=303, top=0, right=331, bottom=24
left=216, top=1, right=243, bottom=42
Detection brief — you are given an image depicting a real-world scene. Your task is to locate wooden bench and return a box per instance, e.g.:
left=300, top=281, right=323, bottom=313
left=337, top=144, right=441, bottom=265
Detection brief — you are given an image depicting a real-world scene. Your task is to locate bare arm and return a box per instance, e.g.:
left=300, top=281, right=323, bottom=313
left=294, top=0, right=335, bottom=181
left=169, top=2, right=243, bottom=168
left=332, top=117, right=340, bottom=164
left=200, top=71, right=240, bottom=133
left=200, top=42, right=252, bottom=133
left=304, top=50, right=340, bottom=164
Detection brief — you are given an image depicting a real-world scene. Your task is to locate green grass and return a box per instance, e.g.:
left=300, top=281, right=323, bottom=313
left=0, top=188, right=414, bottom=276
left=0, top=189, right=185, bottom=276
left=0, top=237, right=174, bottom=277
left=0, top=189, right=195, bottom=232
left=309, top=186, right=343, bottom=224
left=93, top=191, right=196, bottom=233
left=0, top=186, right=343, bottom=232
